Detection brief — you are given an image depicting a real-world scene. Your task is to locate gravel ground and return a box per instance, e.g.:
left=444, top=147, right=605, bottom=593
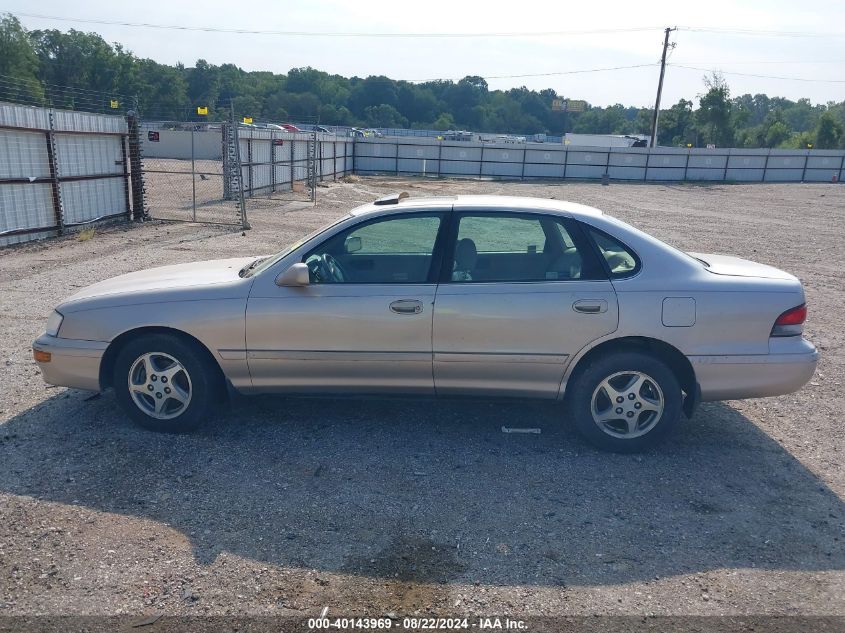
left=0, top=177, right=843, bottom=621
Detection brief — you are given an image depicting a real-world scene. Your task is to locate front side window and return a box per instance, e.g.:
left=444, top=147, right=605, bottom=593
left=303, top=214, right=442, bottom=284
left=448, top=213, right=597, bottom=282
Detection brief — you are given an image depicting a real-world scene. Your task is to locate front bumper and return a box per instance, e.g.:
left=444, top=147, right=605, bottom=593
left=32, top=333, right=108, bottom=392
left=690, top=338, right=818, bottom=401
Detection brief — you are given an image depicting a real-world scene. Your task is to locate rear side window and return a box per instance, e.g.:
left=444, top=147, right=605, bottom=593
left=589, top=229, right=640, bottom=278
left=448, top=213, right=602, bottom=282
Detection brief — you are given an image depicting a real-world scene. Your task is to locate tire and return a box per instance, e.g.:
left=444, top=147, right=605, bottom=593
left=113, top=334, right=216, bottom=432
left=566, top=351, right=682, bottom=452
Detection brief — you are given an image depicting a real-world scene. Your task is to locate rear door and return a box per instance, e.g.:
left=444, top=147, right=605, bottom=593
left=432, top=210, right=618, bottom=398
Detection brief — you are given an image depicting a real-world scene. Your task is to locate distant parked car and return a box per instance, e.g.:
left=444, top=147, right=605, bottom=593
left=280, top=123, right=301, bottom=133
left=33, top=195, right=817, bottom=452
left=315, top=125, right=332, bottom=134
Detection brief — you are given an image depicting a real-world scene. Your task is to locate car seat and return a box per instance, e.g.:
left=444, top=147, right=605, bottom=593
left=452, top=238, right=478, bottom=281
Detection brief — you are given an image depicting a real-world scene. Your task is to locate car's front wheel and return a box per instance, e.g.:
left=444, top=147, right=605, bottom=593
left=567, top=351, right=682, bottom=452
left=113, top=334, right=215, bottom=432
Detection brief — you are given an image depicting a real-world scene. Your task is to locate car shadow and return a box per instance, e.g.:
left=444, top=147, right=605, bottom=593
left=0, top=390, right=842, bottom=588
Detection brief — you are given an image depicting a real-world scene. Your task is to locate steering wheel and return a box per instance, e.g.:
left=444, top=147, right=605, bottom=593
left=318, top=253, right=347, bottom=283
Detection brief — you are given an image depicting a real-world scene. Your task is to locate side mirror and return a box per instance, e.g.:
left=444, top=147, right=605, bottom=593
left=344, top=236, right=362, bottom=253
left=276, top=263, right=310, bottom=287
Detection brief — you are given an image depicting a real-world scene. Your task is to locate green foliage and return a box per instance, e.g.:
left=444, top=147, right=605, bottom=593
left=0, top=15, right=43, bottom=103
left=1, top=13, right=844, bottom=149
left=696, top=73, right=734, bottom=147
left=814, top=111, right=843, bottom=149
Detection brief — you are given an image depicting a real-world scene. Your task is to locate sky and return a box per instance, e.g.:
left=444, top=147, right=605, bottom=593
left=3, top=0, right=844, bottom=107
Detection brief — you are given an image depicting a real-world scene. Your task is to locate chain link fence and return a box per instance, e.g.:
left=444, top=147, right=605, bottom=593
left=137, top=118, right=247, bottom=227
left=136, top=116, right=354, bottom=228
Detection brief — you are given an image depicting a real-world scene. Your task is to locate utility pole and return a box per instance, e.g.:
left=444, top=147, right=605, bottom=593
left=649, top=27, right=676, bottom=148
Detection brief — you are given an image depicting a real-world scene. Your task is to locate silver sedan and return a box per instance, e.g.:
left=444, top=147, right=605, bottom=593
left=32, top=194, right=818, bottom=451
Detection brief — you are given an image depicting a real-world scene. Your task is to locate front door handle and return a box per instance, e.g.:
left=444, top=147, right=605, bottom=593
left=573, top=299, right=608, bottom=314
left=390, top=299, right=423, bottom=315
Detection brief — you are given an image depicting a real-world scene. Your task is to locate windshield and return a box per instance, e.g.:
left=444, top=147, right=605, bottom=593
left=242, top=215, right=351, bottom=278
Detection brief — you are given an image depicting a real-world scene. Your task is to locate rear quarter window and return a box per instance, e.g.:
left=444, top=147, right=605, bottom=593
left=589, top=228, right=640, bottom=278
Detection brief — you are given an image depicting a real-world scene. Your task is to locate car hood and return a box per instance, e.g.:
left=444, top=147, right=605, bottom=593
left=689, top=252, right=797, bottom=281
left=63, top=257, right=257, bottom=304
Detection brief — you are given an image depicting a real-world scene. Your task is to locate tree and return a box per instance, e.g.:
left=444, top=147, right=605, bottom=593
left=658, top=99, right=694, bottom=146
left=0, top=15, right=42, bottom=103
left=765, top=121, right=791, bottom=147
left=814, top=111, right=843, bottom=149
left=186, top=59, right=219, bottom=114
left=696, top=73, right=734, bottom=147
left=364, top=104, right=408, bottom=128
left=431, top=112, right=456, bottom=130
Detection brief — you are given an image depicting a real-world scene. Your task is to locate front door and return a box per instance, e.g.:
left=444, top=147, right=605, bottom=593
left=245, top=212, right=445, bottom=393
left=433, top=211, right=619, bottom=398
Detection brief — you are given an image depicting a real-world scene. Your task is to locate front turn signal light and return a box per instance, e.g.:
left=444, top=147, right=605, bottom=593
left=33, top=349, right=52, bottom=363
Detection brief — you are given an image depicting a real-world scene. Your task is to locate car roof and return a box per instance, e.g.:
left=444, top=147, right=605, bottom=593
left=349, top=194, right=604, bottom=219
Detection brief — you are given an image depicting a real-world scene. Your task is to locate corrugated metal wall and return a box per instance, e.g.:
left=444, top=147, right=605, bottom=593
left=0, top=102, right=130, bottom=246
left=237, top=128, right=353, bottom=197
left=354, top=137, right=845, bottom=184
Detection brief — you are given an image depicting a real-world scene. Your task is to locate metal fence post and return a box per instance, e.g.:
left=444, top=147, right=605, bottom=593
left=763, top=149, right=771, bottom=183
left=120, top=128, right=131, bottom=222
left=395, top=141, right=400, bottom=176
left=190, top=126, right=197, bottom=222
left=683, top=149, right=690, bottom=181
left=45, top=110, right=65, bottom=235
left=270, top=133, right=277, bottom=194
left=246, top=137, right=253, bottom=198
left=126, top=110, right=146, bottom=221
left=228, top=106, right=249, bottom=230
left=521, top=147, right=527, bottom=180
left=562, top=149, right=568, bottom=180
left=479, top=145, right=484, bottom=179
left=437, top=141, right=442, bottom=178
left=801, top=149, right=809, bottom=183
left=290, top=136, right=295, bottom=189
left=723, top=149, right=730, bottom=181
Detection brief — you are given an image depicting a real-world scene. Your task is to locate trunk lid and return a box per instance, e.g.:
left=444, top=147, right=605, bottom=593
left=688, top=252, right=797, bottom=281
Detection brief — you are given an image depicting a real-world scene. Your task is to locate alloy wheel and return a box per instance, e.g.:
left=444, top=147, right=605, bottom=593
left=127, top=352, right=193, bottom=420
left=590, top=370, right=664, bottom=438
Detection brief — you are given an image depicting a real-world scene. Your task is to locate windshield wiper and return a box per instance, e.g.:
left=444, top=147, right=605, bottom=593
left=238, top=257, right=265, bottom=278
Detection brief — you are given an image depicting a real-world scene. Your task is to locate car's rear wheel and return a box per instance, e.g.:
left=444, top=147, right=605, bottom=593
left=567, top=351, right=682, bottom=452
left=113, top=334, right=215, bottom=432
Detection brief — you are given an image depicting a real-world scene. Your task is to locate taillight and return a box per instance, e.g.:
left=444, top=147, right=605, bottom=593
left=771, top=304, right=806, bottom=337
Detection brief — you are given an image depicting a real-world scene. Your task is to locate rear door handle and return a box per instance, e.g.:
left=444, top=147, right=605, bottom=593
left=573, top=299, right=608, bottom=314
left=390, top=299, right=423, bottom=315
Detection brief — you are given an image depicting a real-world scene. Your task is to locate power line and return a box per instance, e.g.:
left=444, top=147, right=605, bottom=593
left=9, top=12, right=845, bottom=39
left=406, top=63, right=658, bottom=83
left=673, top=59, right=845, bottom=66
left=679, top=26, right=845, bottom=38
left=670, top=64, right=845, bottom=83
left=7, top=12, right=663, bottom=38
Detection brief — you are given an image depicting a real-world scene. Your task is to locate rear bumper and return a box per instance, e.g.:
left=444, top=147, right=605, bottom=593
left=32, top=333, right=108, bottom=392
left=690, top=338, right=818, bottom=401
